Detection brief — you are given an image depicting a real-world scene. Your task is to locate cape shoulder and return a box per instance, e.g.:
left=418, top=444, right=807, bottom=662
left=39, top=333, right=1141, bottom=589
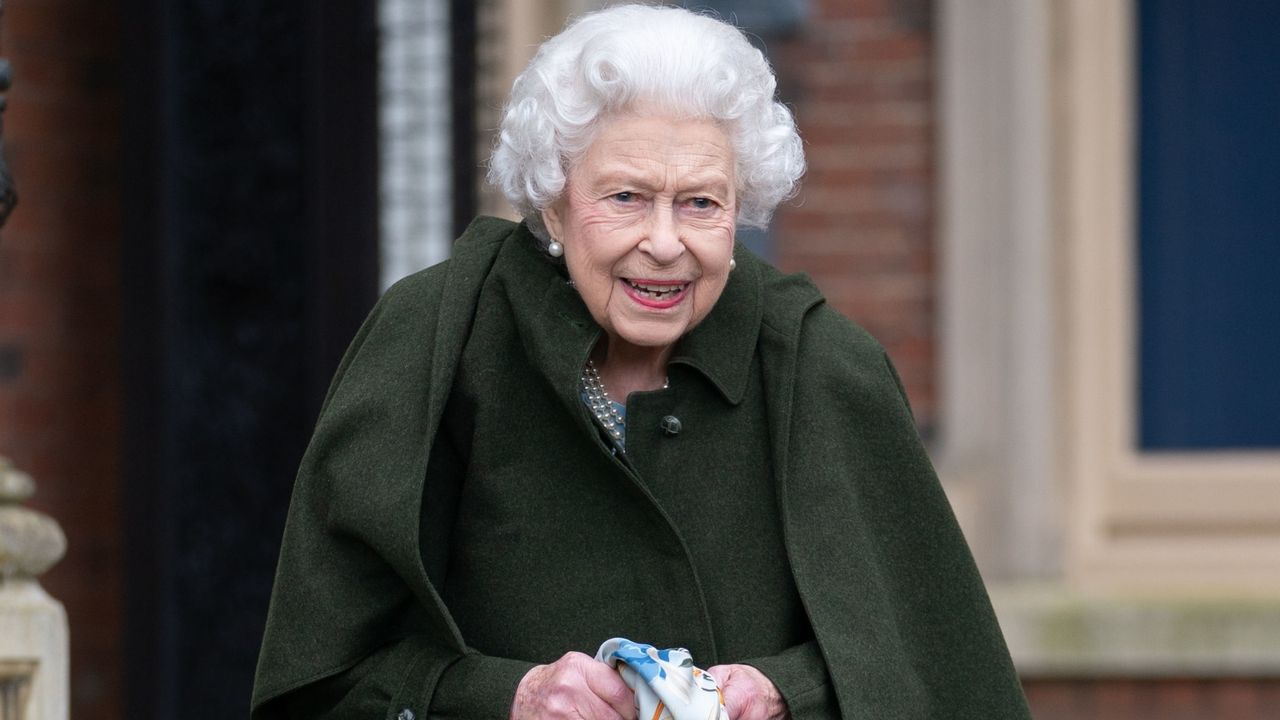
left=252, top=216, right=520, bottom=711
left=367, top=216, right=517, bottom=334
left=748, top=255, right=913, bottom=424
left=315, top=216, right=519, bottom=414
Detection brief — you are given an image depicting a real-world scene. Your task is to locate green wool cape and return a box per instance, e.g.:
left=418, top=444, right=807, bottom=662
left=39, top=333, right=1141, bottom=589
left=251, top=217, right=1032, bottom=719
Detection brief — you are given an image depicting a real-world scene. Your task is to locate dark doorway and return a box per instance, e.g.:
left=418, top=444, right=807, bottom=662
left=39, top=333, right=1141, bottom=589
left=120, top=2, right=380, bottom=717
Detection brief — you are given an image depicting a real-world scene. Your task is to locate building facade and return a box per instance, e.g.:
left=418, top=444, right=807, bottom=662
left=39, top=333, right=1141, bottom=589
left=0, top=0, right=1276, bottom=717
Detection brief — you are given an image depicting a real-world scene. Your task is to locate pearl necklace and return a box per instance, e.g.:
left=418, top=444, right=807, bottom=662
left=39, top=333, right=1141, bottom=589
left=581, top=360, right=671, bottom=447
left=582, top=359, right=626, bottom=443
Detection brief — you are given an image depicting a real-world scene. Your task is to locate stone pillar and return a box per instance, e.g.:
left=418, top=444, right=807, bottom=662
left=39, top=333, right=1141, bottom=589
left=0, top=458, right=67, bottom=720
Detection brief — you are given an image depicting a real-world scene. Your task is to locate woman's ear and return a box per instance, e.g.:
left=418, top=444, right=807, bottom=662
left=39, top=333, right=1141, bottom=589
left=541, top=203, right=564, bottom=244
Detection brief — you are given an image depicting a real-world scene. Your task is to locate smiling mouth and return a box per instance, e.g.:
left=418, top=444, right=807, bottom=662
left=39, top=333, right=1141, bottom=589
left=623, top=278, right=689, bottom=301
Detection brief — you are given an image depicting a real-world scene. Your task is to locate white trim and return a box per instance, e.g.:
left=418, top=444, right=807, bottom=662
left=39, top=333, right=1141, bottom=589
left=939, top=0, right=1280, bottom=590
left=1057, top=0, right=1280, bottom=589
left=991, top=585, right=1280, bottom=677
left=935, top=0, right=1057, bottom=581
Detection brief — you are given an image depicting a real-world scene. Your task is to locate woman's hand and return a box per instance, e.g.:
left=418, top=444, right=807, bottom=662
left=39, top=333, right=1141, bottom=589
left=707, top=664, right=789, bottom=720
left=511, top=651, right=637, bottom=720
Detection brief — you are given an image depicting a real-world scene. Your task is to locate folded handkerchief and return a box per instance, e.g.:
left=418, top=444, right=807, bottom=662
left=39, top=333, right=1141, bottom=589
left=595, top=638, right=729, bottom=720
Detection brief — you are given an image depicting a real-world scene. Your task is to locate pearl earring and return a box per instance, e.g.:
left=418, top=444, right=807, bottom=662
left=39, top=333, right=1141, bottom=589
left=729, top=257, right=737, bottom=271
left=547, top=240, right=564, bottom=258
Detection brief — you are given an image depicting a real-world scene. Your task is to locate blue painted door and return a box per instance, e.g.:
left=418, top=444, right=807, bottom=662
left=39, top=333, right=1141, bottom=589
left=1138, top=0, right=1280, bottom=449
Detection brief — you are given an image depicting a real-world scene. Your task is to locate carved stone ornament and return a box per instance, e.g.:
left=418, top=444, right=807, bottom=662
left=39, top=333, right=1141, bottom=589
left=0, top=659, right=35, bottom=720
left=0, top=458, right=66, bottom=581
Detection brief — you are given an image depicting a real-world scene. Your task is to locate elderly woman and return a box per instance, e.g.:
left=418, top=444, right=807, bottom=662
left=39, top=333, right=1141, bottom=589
left=252, top=5, right=1030, bottom=719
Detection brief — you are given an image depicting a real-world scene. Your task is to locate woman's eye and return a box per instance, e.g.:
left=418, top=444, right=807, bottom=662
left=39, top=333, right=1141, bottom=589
left=613, top=192, right=636, bottom=203
left=688, top=197, right=715, bottom=210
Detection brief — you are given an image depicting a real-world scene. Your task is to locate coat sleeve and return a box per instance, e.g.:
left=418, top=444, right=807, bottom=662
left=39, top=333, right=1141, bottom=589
left=776, top=304, right=1032, bottom=719
left=251, top=224, right=538, bottom=720
left=265, top=639, right=537, bottom=719
left=743, top=641, right=841, bottom=720
left=253, top=384, right=535, bottom=718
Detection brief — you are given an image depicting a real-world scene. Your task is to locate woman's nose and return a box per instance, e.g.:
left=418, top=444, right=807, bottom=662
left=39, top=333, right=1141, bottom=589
left=641, top=206, right=685, bottom=264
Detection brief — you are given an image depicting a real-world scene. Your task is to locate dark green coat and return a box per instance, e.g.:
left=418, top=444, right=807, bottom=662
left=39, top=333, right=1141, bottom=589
left=252, top=217, right=1031, bottom=719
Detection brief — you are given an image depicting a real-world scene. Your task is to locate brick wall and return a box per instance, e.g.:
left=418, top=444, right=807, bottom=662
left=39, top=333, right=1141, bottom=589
left=1025, top=678, right=1280, bottom=720
left=770, top=0, right=937, bottom=434
left=768, top=4, right=1280, bottom=718
left=0, top=1, right=123, bottom=718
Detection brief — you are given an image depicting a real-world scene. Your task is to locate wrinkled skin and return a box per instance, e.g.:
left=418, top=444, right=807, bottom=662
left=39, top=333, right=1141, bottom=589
left=542, top=112, right=737, bottom=399
left=511, top=652, right=636, bottom=720
left=509, top=657, right=789, bottom=720
left=708, top=664, right=789, bottom=720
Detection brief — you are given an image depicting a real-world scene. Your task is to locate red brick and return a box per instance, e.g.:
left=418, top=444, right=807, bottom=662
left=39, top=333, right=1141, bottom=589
left=1152, top=680, right=1208, bottom=720
left=1023, top=680, right=1085, bottom=718
left=816, top=0, right=895, bottom=23
left=771, top=0, right=936, bottom=432
left=1214, top=679, right=1262, bottom=719
left=5, top=2, right=121, bottom=59
left=1023, top=679, right=1280, bottom=720
left=0, top=2, right=124, bottom=717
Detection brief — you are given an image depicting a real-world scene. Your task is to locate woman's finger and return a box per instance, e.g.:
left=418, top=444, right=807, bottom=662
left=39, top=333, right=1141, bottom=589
left=581, top=659, right=637, bottom=720
left=707, top=664, right=787, bottom=720
left=512, top=652, right=636, bottom=720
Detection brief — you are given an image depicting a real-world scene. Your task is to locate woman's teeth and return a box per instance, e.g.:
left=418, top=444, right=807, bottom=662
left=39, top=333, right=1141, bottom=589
left=626, top=279, right=686, bottom=299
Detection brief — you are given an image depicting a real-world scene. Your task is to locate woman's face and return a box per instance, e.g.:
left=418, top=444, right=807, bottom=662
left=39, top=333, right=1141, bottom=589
left=543, top=114, right=737, bottom=355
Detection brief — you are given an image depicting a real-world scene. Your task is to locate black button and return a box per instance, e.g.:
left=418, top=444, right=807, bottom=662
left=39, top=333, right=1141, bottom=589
left=660, top=415, right=682, bottom=436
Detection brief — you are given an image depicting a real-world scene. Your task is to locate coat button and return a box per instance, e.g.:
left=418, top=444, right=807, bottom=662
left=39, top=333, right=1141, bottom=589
left=660, top=415, right=682, bottom=436
left=397, top=709, right=416, bottom=720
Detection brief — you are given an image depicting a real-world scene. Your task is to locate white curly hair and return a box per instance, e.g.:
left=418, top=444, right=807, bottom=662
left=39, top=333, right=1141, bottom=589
left=487, top=3, right=806, bottom=244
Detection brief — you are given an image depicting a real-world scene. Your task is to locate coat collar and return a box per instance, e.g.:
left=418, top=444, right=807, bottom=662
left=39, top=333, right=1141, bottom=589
left=500, top=225, right=760, bottom=408
left=495, top=226, right=599, bottom=426
left=666, top=245, right=760, bottom=406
